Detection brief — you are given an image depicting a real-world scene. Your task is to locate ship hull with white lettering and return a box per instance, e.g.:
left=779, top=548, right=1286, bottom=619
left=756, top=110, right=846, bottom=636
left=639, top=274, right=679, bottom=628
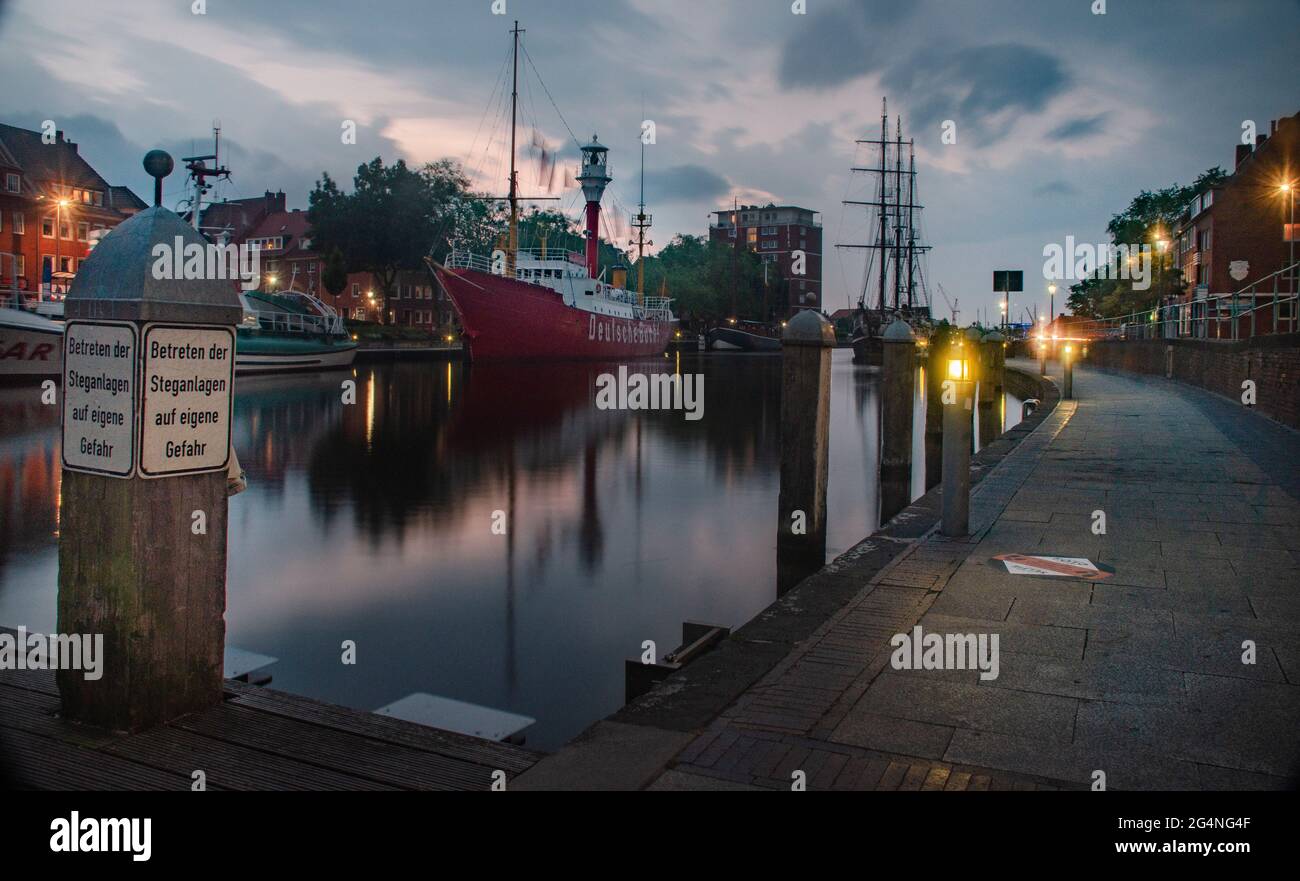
left=434, top=256, right=675, bottom=363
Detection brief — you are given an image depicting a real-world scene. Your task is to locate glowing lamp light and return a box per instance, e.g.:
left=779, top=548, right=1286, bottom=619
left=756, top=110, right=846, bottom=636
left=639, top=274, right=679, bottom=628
left=674, top=330, right=682, bottom=339
left=946, top=355, right=970, bottom=381
left=1064, top=344, right=1073, bottom=355
left=444, top=334, right=453, bottom=343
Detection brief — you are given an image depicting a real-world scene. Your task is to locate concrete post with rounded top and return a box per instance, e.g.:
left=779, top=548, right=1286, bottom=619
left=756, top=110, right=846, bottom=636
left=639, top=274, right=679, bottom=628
left=56, top=152, right=243, bottom=730
left=776, top=310, right=835, bottom=591
left=880, top=319, right=915, bottom=522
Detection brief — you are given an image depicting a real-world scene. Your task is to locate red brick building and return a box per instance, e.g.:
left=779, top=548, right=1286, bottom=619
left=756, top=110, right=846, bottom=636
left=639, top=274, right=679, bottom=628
left=709, top=203, right=822, bottom=316
left=0, top=123, right=145, bottom=296
left=199, top=192, right=453, bottom=330
left=1169, top=111, right=1299, bottom=338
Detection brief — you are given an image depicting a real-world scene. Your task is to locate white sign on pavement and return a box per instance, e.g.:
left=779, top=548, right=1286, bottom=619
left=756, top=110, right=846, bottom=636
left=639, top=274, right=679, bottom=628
left=138, top=324, right=235, bottom=478
left=61, top=321, right=138, bottom=478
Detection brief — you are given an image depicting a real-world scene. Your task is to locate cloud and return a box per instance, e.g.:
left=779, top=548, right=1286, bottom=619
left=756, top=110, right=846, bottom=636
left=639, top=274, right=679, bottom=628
left=884, top=44, right=1069, bottom=139
left=777, top=0, right=919, bottom=89
left=1033, top=180, right=1078, bottom=197
left=643, top=164, right=730, bottom=204
left=1047, top=114, right=1107, bottom=141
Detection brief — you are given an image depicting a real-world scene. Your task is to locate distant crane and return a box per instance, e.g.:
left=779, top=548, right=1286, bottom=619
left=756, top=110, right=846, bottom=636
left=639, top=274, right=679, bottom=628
left=936, top=283, right=959, bottom=324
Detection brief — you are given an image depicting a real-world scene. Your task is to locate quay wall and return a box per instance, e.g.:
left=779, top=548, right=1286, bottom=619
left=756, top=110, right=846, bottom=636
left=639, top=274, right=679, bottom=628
left=1086, top=333, right=1300, bottom=429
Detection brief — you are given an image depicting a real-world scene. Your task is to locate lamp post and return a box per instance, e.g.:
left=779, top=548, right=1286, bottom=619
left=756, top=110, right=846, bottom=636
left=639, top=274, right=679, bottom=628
left=1282, top=183, right=1296, bottom=307
left=1062, top=343, right=1075, bottom=400
left=941, top=341, right=974, bottom=537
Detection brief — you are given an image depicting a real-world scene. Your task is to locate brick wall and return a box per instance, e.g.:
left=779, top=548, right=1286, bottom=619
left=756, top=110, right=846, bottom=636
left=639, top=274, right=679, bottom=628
left=1087, top=334, right=1300, bottom=429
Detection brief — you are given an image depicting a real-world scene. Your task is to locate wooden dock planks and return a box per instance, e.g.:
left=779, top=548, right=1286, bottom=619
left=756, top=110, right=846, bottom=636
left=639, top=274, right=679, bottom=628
left=0, top=659, right=540, bottom=791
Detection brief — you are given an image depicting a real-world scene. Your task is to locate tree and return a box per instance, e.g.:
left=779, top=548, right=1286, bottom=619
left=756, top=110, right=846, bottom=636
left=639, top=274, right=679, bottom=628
left=309, top=158, right=474, bottom=323
left=322, top=246, right=348, bottom=301
left=1069, top=166, right=1226, bottom=319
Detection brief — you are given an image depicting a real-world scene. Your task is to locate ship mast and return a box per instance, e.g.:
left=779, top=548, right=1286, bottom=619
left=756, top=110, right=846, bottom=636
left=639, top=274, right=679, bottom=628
left=837, top=98, right=932, bottom=322
left=507, top=20, right=522, bottom=276
left=632, top=134, right=652, bottom=306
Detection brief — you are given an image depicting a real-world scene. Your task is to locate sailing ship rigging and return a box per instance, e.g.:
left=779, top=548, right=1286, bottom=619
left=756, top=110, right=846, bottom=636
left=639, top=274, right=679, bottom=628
left=838, top=98, right=933, bottom=364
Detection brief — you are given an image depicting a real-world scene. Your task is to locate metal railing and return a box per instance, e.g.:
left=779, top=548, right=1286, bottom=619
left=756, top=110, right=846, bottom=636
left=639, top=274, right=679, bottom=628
left=444, top=248, right=587, bottom=275
left=1072, top=260, right=1299, bottom=342
left=245, top=290, right=346, bottom=337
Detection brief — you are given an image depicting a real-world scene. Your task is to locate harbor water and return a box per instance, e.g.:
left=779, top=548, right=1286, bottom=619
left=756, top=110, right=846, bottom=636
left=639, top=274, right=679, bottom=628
left=0, top=349, right=1020, bottom=750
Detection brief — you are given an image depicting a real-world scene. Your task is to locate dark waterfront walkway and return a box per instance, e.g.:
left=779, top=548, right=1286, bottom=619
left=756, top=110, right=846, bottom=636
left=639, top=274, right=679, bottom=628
left=643, top=360, right=1300, bottom=790
left=0, top=658, right=539, bottom=790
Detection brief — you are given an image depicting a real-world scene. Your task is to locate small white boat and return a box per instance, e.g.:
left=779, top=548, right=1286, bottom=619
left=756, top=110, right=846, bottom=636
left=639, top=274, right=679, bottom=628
left=0, top=299, right=63, bottom=379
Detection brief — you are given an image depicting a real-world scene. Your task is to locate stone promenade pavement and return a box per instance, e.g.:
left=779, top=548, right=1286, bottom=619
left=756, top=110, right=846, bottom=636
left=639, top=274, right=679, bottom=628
left=648, top=360, right=1300, bottom=791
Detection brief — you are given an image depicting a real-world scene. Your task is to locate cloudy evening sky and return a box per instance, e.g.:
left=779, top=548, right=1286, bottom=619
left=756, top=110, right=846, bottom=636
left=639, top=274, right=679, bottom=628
left=1, top=0, right=1297, bottom=320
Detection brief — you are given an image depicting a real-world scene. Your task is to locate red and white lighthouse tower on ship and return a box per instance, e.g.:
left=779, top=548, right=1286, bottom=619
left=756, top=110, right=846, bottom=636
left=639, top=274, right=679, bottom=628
left=577, top=135, right=612, bottom=280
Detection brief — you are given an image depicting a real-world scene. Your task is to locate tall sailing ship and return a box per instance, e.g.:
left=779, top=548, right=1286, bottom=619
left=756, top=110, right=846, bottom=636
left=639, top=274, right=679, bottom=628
left=838, top=99, right=933, bottom=365
left=430, top=22, right=676, bottom=363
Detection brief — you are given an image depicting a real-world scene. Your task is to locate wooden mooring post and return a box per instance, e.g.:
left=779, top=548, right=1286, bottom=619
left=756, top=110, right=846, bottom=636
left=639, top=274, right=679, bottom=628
left=56, top=151, right=243, bottom=730
left=983, top=330, right=1005, bottom=443
left=776, top=310, right=835, bottom=591
left=879, top=319, right=916, bottom=522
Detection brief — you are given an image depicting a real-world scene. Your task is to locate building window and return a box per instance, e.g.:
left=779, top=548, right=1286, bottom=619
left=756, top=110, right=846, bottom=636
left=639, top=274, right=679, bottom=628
left=15, top=255, right=24, bottom=277
left=60, top=219, right=72, bottom=240
left=42, top=216, right=54, bottom=237
left=12, top=213, right=23, bottom=234
left=77, top=222, right=89, bottom=242
left=351, top=283, right=360, bottom=297
left=4, top=173, right=18, bottom=193
left=59, top=256, right=74, bottom=273
left=1198, top=229, right=1211, bottom=252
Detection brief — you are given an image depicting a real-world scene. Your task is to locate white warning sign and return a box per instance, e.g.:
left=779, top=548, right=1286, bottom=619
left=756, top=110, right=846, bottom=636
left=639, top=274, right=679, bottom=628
left=138, top=324, right=235, bottom=478
left=61, top=321, right=138, bottom=477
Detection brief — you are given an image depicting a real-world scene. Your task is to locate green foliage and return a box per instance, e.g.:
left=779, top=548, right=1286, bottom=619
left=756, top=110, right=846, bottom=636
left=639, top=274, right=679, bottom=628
left=309, top=157, right=475, bottom=322
left=1070, top=166, right=1226, bottom=319
left=321, top=246, right=348, bottom=298
left=633, top=235, right=783, bottom=325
